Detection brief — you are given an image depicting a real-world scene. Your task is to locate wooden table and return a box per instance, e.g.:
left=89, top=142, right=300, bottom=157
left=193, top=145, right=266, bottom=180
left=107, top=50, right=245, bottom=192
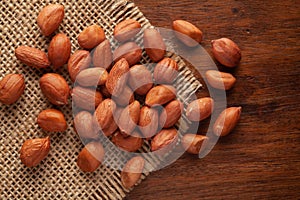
left=127, top=1, right=300, bottom=199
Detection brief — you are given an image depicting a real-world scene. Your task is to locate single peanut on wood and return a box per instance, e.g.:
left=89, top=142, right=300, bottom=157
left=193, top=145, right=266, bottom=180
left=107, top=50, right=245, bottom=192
left=213, top=107, right=242, bottom=136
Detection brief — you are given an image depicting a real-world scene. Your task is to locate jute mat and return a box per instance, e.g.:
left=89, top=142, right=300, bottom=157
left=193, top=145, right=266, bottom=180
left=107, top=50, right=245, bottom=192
left=0, top=0, right=201, bottom=199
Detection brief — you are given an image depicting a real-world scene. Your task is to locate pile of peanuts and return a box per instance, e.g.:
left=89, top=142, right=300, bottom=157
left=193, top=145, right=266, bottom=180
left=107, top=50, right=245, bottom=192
left=0, top=4, right=242, bottom=190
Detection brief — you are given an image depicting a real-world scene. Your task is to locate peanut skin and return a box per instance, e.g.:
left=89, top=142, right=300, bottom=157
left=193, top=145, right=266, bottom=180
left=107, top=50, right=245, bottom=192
left=77, top=141, right=105, bottom=172
left=20, top=136, right=51, bottom=167
left=186, top=97, right=214, bottom=121
left=172, top=20, right=203, bottom=47
left=211, top=38, right=241, bottom=67
left=121, top=156, right=145, bottom=189
left=37, top=109, right=67, bottom=132
left=0, top=74, right=25, bottom=105
left=205, top=70, right=236, bottom=90
left=181, top=134, right=208, bottom=154
left=213, top=107, right=242, bottom=136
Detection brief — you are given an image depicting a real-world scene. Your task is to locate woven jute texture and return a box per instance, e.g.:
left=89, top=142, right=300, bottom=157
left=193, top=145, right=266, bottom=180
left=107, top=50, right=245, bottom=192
left=0, top=0, right=201, bottom=199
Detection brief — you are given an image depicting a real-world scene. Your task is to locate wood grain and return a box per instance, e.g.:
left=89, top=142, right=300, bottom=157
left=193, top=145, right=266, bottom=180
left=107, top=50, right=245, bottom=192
left=126, top=0, right=300, bottom=199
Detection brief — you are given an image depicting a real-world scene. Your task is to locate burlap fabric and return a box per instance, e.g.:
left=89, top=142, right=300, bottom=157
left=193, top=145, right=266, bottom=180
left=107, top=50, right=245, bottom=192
left=0, top=0, right=201, bottom=199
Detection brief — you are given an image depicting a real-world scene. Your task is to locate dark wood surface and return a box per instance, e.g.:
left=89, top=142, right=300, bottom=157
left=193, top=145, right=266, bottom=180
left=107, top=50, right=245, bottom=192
left=126, top=1, right=300, bottom=199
